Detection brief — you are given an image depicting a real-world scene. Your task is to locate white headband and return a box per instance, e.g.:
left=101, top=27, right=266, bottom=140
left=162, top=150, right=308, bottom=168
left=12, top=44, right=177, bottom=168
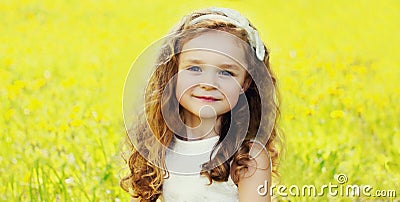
left=189, top=7, right=266, bottom=61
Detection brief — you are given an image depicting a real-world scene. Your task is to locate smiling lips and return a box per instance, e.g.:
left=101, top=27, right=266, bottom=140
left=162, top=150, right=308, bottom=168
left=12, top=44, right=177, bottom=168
left=193, top=95, right=222, bottom=102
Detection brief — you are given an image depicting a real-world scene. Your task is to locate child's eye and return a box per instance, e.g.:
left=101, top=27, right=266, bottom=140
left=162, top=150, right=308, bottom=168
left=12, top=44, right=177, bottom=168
left=219, top=70, right=234, bottom=76
left=187, top=66, right=202, bottom=72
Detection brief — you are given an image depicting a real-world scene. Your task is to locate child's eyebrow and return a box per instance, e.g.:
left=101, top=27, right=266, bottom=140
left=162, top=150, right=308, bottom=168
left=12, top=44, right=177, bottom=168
left=219, top=63, right=241, bottom=71
left=182, top=58, right=242, bottom=71
left=183, top=58, right=203, bottom=64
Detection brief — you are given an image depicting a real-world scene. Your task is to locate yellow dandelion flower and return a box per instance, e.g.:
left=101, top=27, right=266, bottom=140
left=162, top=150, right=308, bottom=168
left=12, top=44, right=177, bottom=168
left=70, top=119, right=83, bottom=127
left=46, top=123, right=56, bottom=132
left=31, top=78, right=46, bottom=90
left=38, top=120, right=47, bottom=129
left=61, top=78, right=75, bottom=88
left=310, top=97, right=320, bottom=106
left=6, top=85, right=18, bottom=99
left=7, top=92, right=17, bottom=100
left=60, top=123, right=69, bottom=132
left=0, top=69, right=11, bottom=85
left=285, top=114, right=295, bottom=120
left=28, top=98, right=42, bottom=111
left=72, top=105, right=81, bottom=113
left=357, top=106, right=363, bottom=115
left=7, top=80, right=27, bottom=99
left=68, top=113, right=76, bottom=119
left=340, top=97, right=353, bottom=109
left=305, top=108, right=314, bottom=116
left=84, top=111, right=91, bottom=118
left=24, top=172, right=31, bottom=183
left=353, top=65, right=366, bottom=75
left=305, top=78, right=314, bottom=87
left=14, top=80, right=26, bottom=89
left=330, top=110, right=344, bottom=118
left=69, top=105, right=81, bottom=119
left=328, top=86, right=343, bottom=96
left=4, top=109, right=15, bottom=121
left=345, top=74, right=353, bottom=83
left=3, top=58, right=13, bottom=67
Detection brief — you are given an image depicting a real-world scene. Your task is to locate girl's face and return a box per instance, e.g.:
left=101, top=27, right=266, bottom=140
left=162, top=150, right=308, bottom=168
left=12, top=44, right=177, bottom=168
left=175, top=31, right=250, bottom=119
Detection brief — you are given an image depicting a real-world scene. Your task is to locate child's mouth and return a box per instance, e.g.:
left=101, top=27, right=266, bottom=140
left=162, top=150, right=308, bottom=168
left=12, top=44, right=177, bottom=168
left=193, top=95, right=221, bottom=102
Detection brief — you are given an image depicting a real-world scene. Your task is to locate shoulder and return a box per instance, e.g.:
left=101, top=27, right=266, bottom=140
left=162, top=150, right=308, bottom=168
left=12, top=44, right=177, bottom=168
left=248, top=141, right=271, bottom=170
left=237, top=141, right=272, bottom=201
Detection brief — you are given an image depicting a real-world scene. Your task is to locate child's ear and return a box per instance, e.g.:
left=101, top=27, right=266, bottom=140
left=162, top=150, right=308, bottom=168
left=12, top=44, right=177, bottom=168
left=240, top=78, right=252, bottom=94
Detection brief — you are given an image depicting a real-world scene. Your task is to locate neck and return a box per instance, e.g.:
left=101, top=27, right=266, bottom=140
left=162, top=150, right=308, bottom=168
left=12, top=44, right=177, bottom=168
left=182, top=110, right=221, bottom=141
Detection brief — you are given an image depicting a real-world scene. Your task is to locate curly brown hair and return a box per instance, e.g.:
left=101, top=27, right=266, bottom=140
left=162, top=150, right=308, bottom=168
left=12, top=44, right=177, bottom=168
left=121, top=8, right=284, bottom=202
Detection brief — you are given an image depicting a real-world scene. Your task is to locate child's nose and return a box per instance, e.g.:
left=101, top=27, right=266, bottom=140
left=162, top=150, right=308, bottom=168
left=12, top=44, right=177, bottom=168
left=199, top=83, right=217, bottom=90
left=199, top=71, right=218, bottom=90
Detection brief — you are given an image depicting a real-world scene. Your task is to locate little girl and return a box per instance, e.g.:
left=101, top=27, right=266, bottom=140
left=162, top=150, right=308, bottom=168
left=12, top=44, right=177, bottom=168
left=121, top=7, right=283, bottom=202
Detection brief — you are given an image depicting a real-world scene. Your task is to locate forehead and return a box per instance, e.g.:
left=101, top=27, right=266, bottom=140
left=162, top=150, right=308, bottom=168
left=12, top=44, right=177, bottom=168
left=180, top=31, right=248, bottom=68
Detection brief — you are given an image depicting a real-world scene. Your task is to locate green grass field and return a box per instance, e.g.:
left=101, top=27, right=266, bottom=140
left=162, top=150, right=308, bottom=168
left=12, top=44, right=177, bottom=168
left=1, top=0, right=399, bottom=201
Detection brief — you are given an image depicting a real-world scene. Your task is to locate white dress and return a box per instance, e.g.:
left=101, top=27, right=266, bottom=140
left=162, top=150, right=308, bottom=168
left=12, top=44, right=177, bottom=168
left=162, top=135, right=238, bottom=202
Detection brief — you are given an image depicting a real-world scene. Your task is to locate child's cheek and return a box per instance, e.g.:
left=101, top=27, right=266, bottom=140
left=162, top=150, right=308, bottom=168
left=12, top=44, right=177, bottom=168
left=175, top=71, right=199, bottom=100
left=221, top=82, right=243, bottom=109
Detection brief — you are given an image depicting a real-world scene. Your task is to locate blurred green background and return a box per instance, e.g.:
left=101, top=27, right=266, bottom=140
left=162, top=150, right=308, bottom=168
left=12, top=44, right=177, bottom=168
left=1, top=0, right=399, bottom=201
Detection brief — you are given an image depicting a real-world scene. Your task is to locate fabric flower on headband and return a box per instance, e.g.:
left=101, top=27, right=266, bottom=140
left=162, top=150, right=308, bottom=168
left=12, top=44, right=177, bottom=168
left=189, top=7, right=266, bottom=61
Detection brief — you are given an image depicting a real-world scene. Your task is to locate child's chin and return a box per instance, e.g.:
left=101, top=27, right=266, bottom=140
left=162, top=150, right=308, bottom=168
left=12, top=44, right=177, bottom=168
left=198, top=106, right=218, bottom=118
left=198, top=114, right=218, bottom=119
